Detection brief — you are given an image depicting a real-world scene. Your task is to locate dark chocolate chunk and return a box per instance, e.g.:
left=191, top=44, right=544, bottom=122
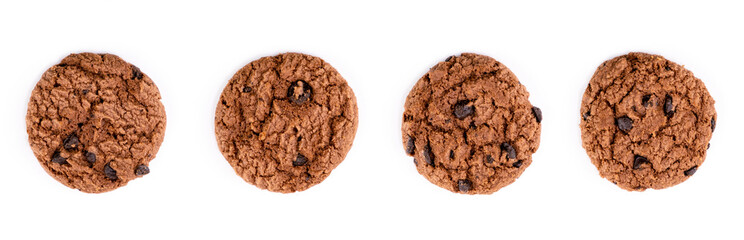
left=423, top=144, right=435, bottom=167
left=583, top=110, right=590, bottom=120
left=134, top=164, right=150, bottom=176
left=664, top=95, right=674, bottom=117
left=684, top=166, right=698, bottom=176
left=84, top=151, right=96, bottom=165
left=445, top=55, right=455, bottom=62
left=512, top=160, right=523, bottom=168
left=63, top=133, right=80, bottom=150
left=485, top=155, right=494, bottom=163
left=51, top=151, right=67, bottom=164
left=642, top=94, right=652, bottom=107
left=457, top=179, right=472, bottom=193
left=287, top=80, right=312, bottom=105
left=711, top=118, right=716, bottom=132
left=501, top=142, right=517, bottom=159
left=532, top=106, right=542, bottom=123
left=131, top=66, right=143, bottom=80
left=104, top=162, right=118, bottom=180
left=242, top=86, right=252, bottom=93
left=633, top=155, right=649, bottom=170
left=293, top=154, right=308, bottom=166
left=453, top=100, right=474, bottom=119
left=616, top=116, right=633, bottom=132
left=405, top=136, right=416, bottom=155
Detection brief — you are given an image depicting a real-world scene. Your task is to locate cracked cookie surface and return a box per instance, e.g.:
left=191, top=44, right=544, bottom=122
left=215, top=53, right=358, bottom=193
left=26, top=53, right=166, bottom=193
left=580, top=52, right=716, bottom=191
left=402, top=53, right=541, bottom=194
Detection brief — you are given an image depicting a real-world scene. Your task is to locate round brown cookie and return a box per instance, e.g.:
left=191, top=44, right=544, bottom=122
left=215, top=53, right=358, bottom=193
left=580, top=52, right=716, bottom=191
left=402, top=53, right=542, bottom=194
left=26, top=53, right=166, bottom=193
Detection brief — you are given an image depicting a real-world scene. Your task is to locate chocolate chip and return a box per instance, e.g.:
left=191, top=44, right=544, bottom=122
left=513, top=160, right=523, bottom=168
left=642, top=94, right=652, bottom=107
left=485, top=155, right=494, bottom=163
left=405, top=136, right=416, bottom=155
left=616, top=116, right=633, bottom=132
left=684, top=166, right=698, bottom=176
left=287, top=80, right=312, bottom=105
left=632, top=155, right=649, bottom=170
left=84, top=152, right=96, bottom=165
left=293, top=154, right=308, bottom=166
left=664, top=95, right=674, bottom=117
left=707, top=143, right=711, bottom=149
left=51, top=151, right=67, bottom=164
left=501, top=142, right=516, bottom=159
left=135, top=164, right=150, bottom=176
left=583, top=110, right=591, bottom=120
left=457, top=179, right=472, bottom=193
left=449, top=150, right=454, bottom=159
left=131, top=66, right=143, bottom=80
left=242, top=86, right=252, bottom=93
left=423, top=144, right=435, bottom=167
left=63, top=133, right=80, bottom=150
left=482, top=70, right=498, bottom=76
left=445, top=55, right=455, bottom=62
left=453, top=100, right=474, bottom=119
left=711, top=117, right=716, bottom=132
left=532, top=106, right=542, bottom=123
left=104, top=162, right=118, bottom=180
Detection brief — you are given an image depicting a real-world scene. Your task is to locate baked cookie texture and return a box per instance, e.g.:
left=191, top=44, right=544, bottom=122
left=402, top=53, right=542, bottom=194
left=580, top=52, right=716, bottom=191
left=215, top=53, right=358, bottom=193
left=26, top=53, right=166, bottom=193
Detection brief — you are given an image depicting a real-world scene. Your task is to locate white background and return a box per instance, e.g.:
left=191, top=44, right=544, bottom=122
left=1, top=1, right=742, bottom=239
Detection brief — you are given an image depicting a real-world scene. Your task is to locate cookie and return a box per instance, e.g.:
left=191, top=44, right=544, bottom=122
left=26, top=53, right=167, bottom=193
left=215, top=53, right=358, bottom=193
left=580, top=52, right=716, bottom=191
left=402, top=53, right=542, bottom=194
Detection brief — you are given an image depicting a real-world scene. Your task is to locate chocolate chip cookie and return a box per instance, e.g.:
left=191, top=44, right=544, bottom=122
left=26, top=53, right=166, bottom=193
left=402, top=53, right=542, bottom=194
left=215, top=53, right=358, bottom=193
left=580, top=52, right=716, bottom=191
